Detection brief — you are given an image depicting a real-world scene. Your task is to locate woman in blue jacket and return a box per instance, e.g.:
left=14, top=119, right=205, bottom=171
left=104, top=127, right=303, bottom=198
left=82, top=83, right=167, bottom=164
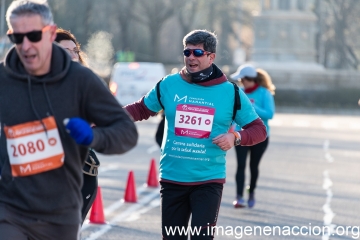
left=230, top=64, right=275, bottom=208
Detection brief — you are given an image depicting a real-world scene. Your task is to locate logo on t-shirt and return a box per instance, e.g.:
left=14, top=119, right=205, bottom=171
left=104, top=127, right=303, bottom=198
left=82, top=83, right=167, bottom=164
left=174, top=94, right=187, bottom=103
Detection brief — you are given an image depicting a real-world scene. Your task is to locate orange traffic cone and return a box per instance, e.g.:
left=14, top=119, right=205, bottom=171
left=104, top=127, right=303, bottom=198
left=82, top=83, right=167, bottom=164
left=89, top=186, right=106, bottom=224
left=124, top=171, right=137, bottom=203
left=147, top=158, right=159, bottom=187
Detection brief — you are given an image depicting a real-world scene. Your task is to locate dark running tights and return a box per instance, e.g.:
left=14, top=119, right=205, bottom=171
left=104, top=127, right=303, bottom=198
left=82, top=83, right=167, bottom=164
left=235, top=137, right=269, bottom=196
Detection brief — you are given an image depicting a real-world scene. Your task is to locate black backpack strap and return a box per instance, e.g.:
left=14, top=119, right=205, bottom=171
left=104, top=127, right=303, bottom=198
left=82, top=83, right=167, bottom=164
left=232, top=82, right=241, bottom=121
left=156, top=78, right=164, bottom=110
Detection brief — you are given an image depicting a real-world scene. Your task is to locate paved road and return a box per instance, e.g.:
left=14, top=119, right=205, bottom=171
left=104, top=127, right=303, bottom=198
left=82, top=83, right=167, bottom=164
left=81, top=113, right=360, bottom=240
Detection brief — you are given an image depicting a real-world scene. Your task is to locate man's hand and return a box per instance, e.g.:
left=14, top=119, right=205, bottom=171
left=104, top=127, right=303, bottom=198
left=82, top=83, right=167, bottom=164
left=212, top=133, right=235, bottom=151
left=64, top=117, right=93, bottom=145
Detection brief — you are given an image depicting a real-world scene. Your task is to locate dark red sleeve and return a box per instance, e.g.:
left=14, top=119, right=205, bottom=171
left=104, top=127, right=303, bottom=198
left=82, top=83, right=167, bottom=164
left=238, top=118, right=267, bottom=146
left=124, top=97, right=157, bottom=121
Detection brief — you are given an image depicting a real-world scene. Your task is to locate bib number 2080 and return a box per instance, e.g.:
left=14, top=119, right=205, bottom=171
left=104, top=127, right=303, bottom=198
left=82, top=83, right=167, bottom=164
left=10, top=139, right=49, bottom=156
left=5, top=116, right=64, bottom=177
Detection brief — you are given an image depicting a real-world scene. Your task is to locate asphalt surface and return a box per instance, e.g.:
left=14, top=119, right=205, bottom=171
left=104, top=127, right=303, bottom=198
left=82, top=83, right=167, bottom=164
left=81, top=113, right=360, bottom=240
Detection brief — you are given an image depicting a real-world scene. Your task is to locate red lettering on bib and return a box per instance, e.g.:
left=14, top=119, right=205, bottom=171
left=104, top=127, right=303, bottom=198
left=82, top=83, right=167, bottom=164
left=174, top=104, right=215, bottom=138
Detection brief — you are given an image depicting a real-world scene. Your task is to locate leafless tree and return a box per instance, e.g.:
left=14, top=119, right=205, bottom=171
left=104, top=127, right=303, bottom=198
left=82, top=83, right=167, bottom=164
left=132, top=0, right=178, bottom=62
left=49, top=0, right=94, bottom=45
left=47, top=1, right=255, bottom=65
left=195, top=0, right=247, bottom=65
left=112, top=0, right=137, bottom=51
left=317, top=0, right=360, bottom=69
left=177, top=0, right=200, bottom=39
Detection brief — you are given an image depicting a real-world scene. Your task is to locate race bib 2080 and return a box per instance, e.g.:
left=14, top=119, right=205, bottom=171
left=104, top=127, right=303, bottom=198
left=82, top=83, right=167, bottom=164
left=4, top=116, right=65, bottom=177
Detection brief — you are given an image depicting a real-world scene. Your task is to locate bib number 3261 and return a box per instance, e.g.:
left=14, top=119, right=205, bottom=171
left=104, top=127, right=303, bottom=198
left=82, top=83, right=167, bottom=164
left=174, top=104, right=215, bottom=138
left=4, top=116, right=65, bottom=177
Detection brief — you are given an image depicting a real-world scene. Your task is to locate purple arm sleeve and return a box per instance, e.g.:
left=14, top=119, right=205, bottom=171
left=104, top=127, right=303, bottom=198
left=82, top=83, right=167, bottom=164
left=124, top=97, right=157, bottom=121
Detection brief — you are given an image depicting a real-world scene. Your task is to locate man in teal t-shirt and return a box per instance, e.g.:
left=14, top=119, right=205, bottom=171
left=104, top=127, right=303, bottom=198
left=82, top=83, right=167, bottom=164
left=125, top=30, right=266, bottom=240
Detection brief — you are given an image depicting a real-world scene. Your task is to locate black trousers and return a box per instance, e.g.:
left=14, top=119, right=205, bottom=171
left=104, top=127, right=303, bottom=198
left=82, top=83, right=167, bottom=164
left=160, top=182, right=223, bottom=240
left=235, top=137, right=269, bottom=196
left=81, top=173, right=98, bottom=223
left=0, top=204, right=80, bottom=240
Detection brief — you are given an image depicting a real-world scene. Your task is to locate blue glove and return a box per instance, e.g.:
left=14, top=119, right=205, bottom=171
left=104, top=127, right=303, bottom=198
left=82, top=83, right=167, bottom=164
left=64, top=117, right=93, bottom=145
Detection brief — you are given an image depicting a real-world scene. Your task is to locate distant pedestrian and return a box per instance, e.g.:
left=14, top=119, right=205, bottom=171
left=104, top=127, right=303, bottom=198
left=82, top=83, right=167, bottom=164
left=230, top=64, right=275, bottom=208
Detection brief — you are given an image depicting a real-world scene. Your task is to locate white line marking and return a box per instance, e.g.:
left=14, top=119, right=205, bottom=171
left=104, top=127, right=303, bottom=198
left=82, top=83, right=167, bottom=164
left=321, top=121, right=338, bottom=129
left=322, top=170, right=336, bottom=240
left=147, top=144, right=159, bottom=154
left=84, top=188, right=160, bottom=240
left=293, top=120, right=310, bottom=127
left=323, top=140, right=329, bottom=151
left=349, top=123, right=360, bottom=130
left=268, top=119, right=283, bottom=126
left=83, top=224, right=112, bottom=240
left=324, top=153, right=334, bottom=163
left=322, top=171, right=333, bottom=189
left=322, top=140, right=336, bottom=240
left=110, top=189, right=159, bottom=223
left=98, top=164, right=123, bottom=173
left=81, top=186, right=147, bottom=231
left=123, top=198, right=161, bottom=222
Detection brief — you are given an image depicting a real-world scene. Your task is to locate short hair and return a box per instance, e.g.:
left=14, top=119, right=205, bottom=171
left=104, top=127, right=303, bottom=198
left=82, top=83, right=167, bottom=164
left=55, top=28, right=87, bottom=66
left=183, top=30, right=218, bottom=53
left=6, top=0, right=53, bottom=30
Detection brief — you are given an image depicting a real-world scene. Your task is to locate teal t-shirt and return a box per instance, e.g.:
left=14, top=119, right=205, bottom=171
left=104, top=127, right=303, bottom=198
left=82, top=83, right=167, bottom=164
left=144, top=73, right=259, bottom=183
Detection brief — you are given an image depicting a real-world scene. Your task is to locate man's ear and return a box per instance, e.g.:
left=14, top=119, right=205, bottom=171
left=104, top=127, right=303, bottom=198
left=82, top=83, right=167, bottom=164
left=50, top=24, right=57, bottom=42
left=210, top=53, right=216, bottom=63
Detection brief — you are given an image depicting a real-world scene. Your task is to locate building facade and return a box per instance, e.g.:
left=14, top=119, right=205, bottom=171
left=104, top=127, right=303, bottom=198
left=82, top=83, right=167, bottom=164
left=252, top=0, right=323, bottom=70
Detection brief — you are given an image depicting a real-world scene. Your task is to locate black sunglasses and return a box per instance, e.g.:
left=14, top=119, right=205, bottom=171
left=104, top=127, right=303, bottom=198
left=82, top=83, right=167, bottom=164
left=7, top=25, right=51, bottom=44
left=183, top=49, right=212, bottom=57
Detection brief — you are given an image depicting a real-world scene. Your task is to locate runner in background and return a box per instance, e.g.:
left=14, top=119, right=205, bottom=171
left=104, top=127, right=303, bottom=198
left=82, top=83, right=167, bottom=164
left=230, top=64, right=275, bottom=208
left=125, top=29, right=266, bottom=239
left=55, top=28, right=100, bottom=224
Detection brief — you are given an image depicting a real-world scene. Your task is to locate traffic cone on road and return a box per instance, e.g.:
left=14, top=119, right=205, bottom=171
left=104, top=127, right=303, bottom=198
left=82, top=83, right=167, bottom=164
left=89, top=186, right=106, bottom=224
left=147, top=158, right=159, bottom=187
left=124, top=171, right=137, bottom=203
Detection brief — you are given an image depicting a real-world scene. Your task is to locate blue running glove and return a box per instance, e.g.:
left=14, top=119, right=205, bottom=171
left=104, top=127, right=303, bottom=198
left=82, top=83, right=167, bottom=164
left=64, top=117, right=93, bottom=145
